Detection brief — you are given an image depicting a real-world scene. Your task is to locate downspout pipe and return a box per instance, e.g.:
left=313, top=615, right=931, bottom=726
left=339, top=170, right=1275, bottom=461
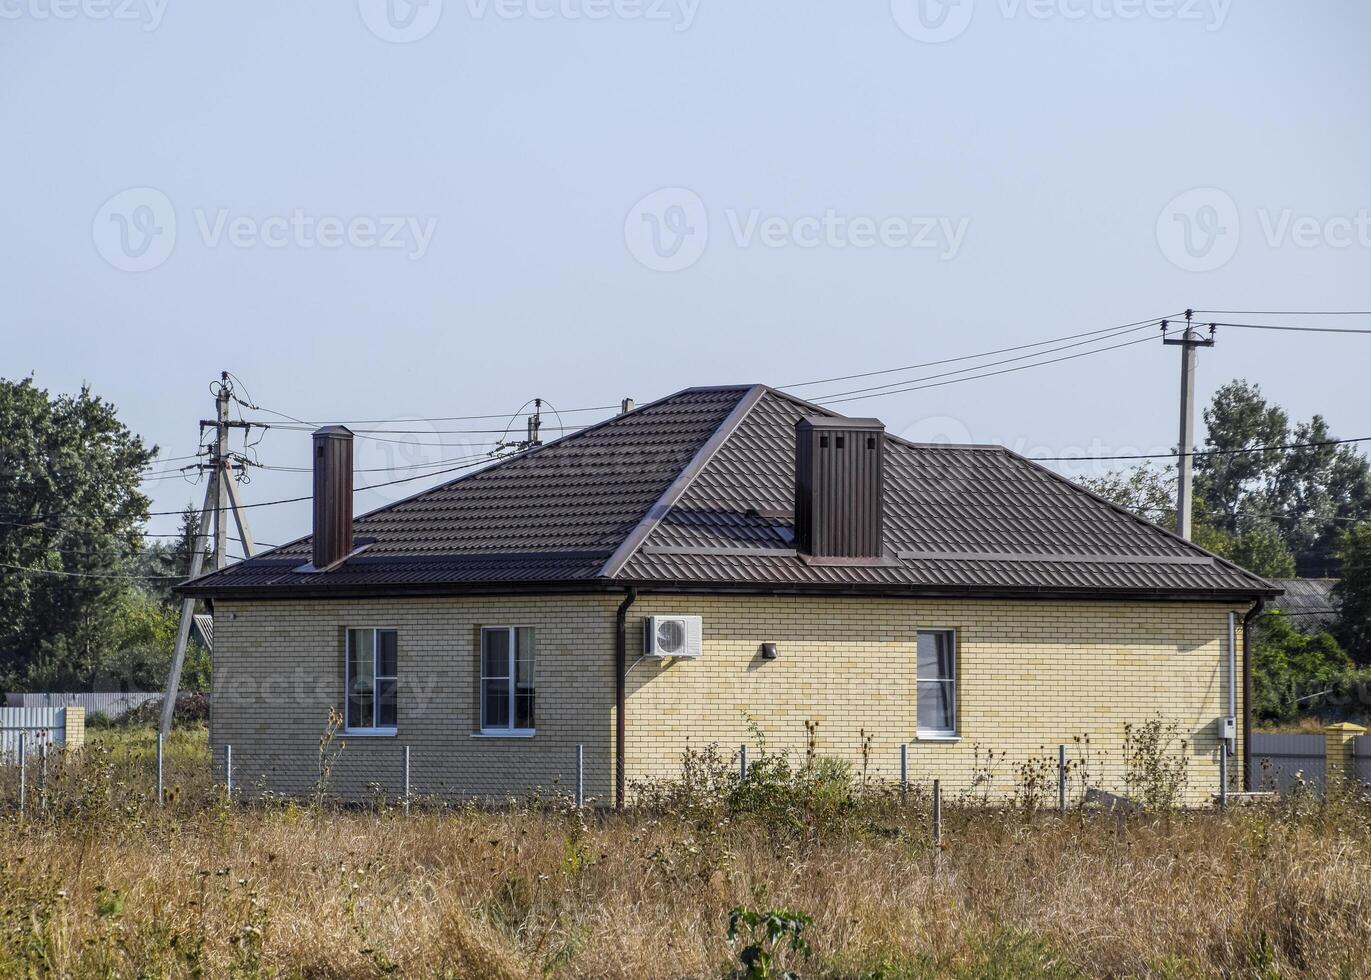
left=1242, top=598, right=1265, bottom=792
left=615, top=588, right=637, bottom=810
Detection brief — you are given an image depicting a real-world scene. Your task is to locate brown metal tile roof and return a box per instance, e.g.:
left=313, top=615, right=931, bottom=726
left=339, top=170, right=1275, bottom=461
left=182, top=384, right=1278, bottom=600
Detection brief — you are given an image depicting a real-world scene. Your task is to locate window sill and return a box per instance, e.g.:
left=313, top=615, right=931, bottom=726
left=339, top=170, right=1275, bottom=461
left=472, top=730, right=536, bottom=739
left=915, top=732, right=960, bottom=743
left=344, top=728, right=398, bottom=738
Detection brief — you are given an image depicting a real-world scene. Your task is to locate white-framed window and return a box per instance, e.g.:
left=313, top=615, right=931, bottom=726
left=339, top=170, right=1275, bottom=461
left=480, top=626, right=535, bottom=735
left=916, top=629, right=956, bottom=737
left=346, top=628, right=398, bottom=733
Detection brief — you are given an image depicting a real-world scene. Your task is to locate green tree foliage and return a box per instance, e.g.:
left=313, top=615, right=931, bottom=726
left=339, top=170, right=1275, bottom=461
left=1252, top=610, right=1358, bottom=723
left=1333, top=522, right=1371, bottom=665
left=1197, top=380, right=1371, bottom=575
left=1079, top=380, right=1371, bottom=580
left=0, top=377, right=157, bottom=690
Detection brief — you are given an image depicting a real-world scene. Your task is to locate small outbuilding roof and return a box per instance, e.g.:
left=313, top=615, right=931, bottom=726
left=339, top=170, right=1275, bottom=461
left=181, top=384, right=1280, bottom=602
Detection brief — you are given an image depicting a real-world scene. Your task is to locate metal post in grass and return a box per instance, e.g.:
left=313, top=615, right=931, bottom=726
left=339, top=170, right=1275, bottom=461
left=156, top=732, right=165, bottom=807
left=225, top=744, right=233, bottom=800
left=1218, top=749, right=1227, bottom=812
left=17, top=732, right=26, bottom=816
left=932, top=778, right=942, bottom=851
left=1058, top=744, right=1066, bottom=817
left=403, top=745, right=411, bottom=816
left=900, top=743, right=908, bottom=802
left=575, top=744, right=584, bottom=810
left=739, top=744, right=748, bottom=782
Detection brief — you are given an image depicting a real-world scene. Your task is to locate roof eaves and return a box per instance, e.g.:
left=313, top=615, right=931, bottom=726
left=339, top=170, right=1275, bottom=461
left=599, top=383, right=770, bottom=579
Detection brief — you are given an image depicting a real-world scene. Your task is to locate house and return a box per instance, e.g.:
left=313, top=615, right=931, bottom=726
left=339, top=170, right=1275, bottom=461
left=182, top=384, right=1280, bottom=805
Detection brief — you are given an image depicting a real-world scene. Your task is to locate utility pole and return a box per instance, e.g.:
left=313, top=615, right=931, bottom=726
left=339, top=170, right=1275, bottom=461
left=1162, top=312, right=1215, bottom=540
left=160, top=372, right=258, bottom=736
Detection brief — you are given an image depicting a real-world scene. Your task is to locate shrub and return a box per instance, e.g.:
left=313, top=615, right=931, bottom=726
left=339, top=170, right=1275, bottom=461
left=1122, top=718, right=1189, bottom=812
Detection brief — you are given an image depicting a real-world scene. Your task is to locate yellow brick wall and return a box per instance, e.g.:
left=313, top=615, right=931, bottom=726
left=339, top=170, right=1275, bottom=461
left=626, top=595, right=1245, bottom=805
left=212, top=593, right=1245, bottom=806
left=211, top=595, right=619, bottom=802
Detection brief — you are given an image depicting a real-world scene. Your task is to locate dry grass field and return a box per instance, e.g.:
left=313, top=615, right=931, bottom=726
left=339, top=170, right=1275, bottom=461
left=2, top=728, right=1370, bottom=978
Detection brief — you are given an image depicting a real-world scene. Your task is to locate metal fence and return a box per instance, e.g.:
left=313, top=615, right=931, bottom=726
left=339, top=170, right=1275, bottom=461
left=1356, top=735, right=1371, bottom=787
left=5, top=692, right=160, bottom=720
left=0, top=708, right=70, bottom=763
left=1248, top=733, right=1326, bottom=795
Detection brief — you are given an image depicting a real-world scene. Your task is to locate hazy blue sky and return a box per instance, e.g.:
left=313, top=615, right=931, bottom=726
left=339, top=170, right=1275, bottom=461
left=3, top=0, right=1368, bottom=549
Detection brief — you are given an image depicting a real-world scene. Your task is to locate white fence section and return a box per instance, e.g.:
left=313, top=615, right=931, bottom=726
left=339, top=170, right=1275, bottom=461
left=0, top=707, right=69, bottom=762
left=5, top=692, right=159, bottom=720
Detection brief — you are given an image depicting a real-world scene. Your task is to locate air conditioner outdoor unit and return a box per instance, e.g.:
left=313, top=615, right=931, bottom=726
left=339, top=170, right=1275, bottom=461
left=644, top=615, right=703, bottom=659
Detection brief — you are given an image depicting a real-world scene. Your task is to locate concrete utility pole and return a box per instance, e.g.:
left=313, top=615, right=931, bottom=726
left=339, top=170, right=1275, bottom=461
left=160, top=372, right=257, bottom=736
left=1162, top=312, right=1215, bottom=540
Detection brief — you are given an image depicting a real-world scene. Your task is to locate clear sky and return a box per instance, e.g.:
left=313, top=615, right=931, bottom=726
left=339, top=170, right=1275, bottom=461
left=3, top=0, right=1368, bottom=550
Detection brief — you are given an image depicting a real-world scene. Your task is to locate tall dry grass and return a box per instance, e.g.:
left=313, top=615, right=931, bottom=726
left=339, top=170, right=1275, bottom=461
left=2, top=729, right=1370, bottom=978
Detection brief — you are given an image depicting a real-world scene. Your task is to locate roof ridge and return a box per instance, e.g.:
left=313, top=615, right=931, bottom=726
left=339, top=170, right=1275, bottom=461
left=598, top=384, right=770, bottom=579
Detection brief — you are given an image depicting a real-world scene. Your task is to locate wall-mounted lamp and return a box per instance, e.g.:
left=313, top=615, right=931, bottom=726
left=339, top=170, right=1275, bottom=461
left=760, top=642, right=779, bottom=661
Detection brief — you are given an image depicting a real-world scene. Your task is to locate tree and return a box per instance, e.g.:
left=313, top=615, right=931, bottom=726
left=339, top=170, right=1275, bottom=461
left=0, top=377, right=156, bottom=690
left=1251, top=610, right=1355, bottom=723
left=1195, top=379, right=1288, bottom=533
left=132, top=505, right=213, bottom=606
left=1333, top=522, right=1371, bottom=665
left=1197, top=380, right=1371, bottom=575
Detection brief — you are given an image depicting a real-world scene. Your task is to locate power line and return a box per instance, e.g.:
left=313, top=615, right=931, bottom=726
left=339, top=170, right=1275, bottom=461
left=1026, top=435, right=1371, bottom=462
left=1193, top=309, right=1371, bottom=316
left=244, top=401, right=617, bottom=427
left=804, top=322, right=1160, bottom=403
left=264, top=423, right=586, bottom=436
left=137, top=449, right=506, bottom=517
left=1209, top=321, right=1371, bottom=336
left=816, top=332, right=1160, bottom=406
left=0, top=561, right=181, bottom=581
left=784, top=314, right=1175, bottom=389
